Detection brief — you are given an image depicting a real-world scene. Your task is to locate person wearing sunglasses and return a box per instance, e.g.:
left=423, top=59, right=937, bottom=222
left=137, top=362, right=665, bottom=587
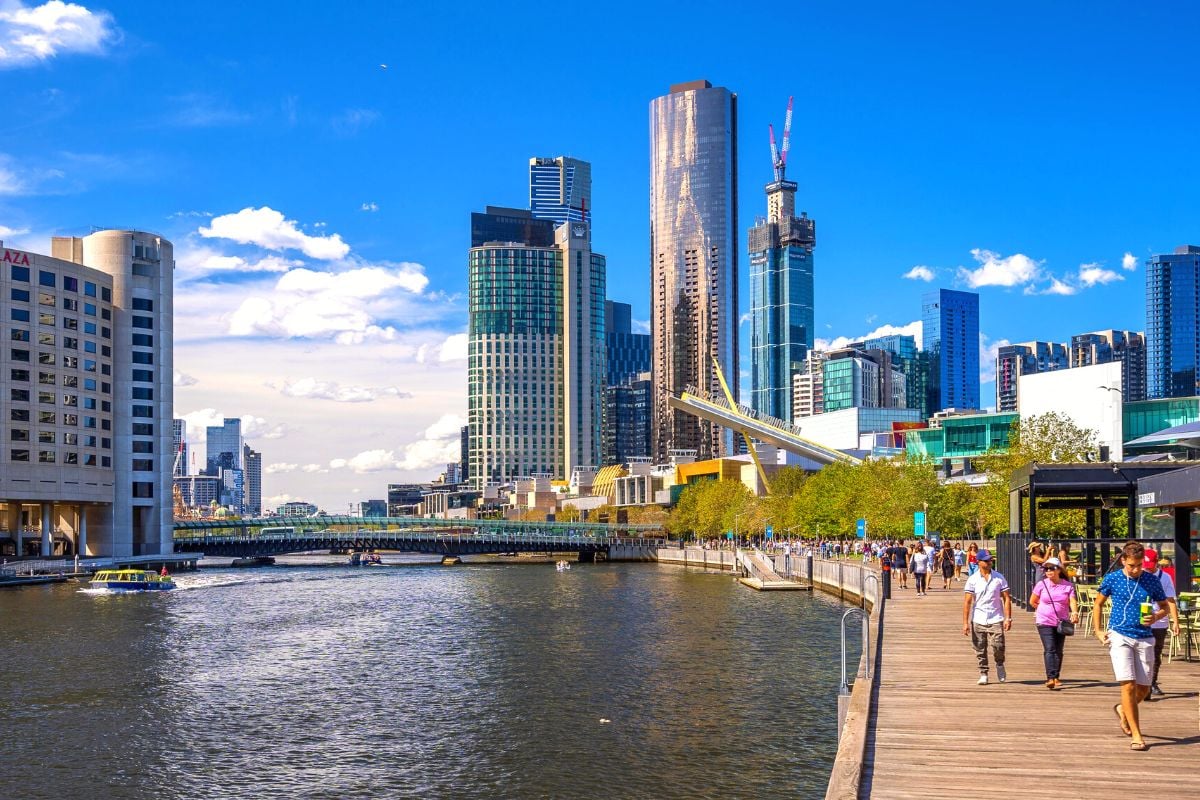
left=1029, top=557, right=1079, bottom=690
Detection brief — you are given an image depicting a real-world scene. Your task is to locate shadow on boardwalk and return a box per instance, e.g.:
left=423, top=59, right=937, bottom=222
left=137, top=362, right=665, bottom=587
left=858, top=578, right=1200, bottom=799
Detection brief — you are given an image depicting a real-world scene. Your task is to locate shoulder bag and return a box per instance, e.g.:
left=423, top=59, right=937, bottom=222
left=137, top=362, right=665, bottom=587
left=1041, top=578, right=1075, bottom=636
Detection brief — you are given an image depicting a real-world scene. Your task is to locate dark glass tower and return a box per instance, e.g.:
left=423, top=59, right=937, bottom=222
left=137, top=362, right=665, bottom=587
left=650, top=80, right=738, bottom=460
left=1146, top=246, right=1200, bottom=399
left=922, top=289, right=980, bottom=413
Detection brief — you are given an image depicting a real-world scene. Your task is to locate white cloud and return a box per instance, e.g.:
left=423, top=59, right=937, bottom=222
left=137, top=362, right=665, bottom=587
left=979, top=334, right=1010, bottom=385
left=301, top=463, right=324, bottom=473
left=632, top=318, right=650, bottom=334
left=1121, top=252, right=1137, bottom=271
left=1030, top=277, right=1077, bottom=296
left=264, top=493, right=298, bottom=510
left=902, top=265, right=935, bottom=282
left=226, top=263, right=429, bottom=343
left=816, top=320, right=923, bottom=353
left=331, top=108, right=380, bottom=136
left=416, top=332, right=468, bottom=363
left=176, top=247, right=301, bottom=280
left=0, top=224, right=30, bottom=236
left=329, top=449, right=398, bottom=473
left=179, top=409, right=288, bottom=443
left=242, top=415, right=288, bottom=440
left=327, top=414, right=465, bottom=475
left=360, top=202, right=378, bottom=212
left=957, top=248, right=1043, bottom=289
left=199, top=206, right=350, bottom=260
left=280, top=377, right=411, bottom=403
left=0, top=1, right=118, bottom=67
left=1077, top=263, right=1123, bottom=288
left=173, top=370, right=198, bottom=387
left=265, top=463, right=298, bottom=474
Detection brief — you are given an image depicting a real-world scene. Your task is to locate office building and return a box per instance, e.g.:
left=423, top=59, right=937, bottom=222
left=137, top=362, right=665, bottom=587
left=822, top=346, right=907, bottom=413
left=205, top=417, right=242, bottom=475
left=1072, top=330, right=1146, bottom=402
left=650, top=79, right=739, bottom=460
left=467, top=199, right=605, bottom=488
left=470, top=206, right=556, bottom=249
left=995, top=341, right=1069, bottom=413
left=748, top=97, right=815, bottom=422
left=603, top=371, right=652, bottom=465
left=459, top=424, right=469, bottom=485
left=277, top=500, right=318, bottom=517
left=529, top=157, right=591, bottom=231
left=922, top=288, right=980, bottom=412
left=1, top=231, right=174, bottom=557
left=243, top=444, right=262, bottom=517
left=172, top=418, right=188, bottom=477
left=1147, top=246, right=1200, bottom=399
left=605, top=300, right=650, bottom=385
left=859, top=333, right=925, bottom=416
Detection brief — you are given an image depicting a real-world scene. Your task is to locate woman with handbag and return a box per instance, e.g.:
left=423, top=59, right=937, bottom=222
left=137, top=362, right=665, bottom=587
left=1029, top=557, right=1080, bottom=690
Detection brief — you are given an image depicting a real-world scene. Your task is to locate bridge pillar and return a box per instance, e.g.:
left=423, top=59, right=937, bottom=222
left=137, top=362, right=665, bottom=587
left=577, top=551, right=597, bottom=563
left=40, top=502, right=52, bottom=557
left=77, top=507, right=87, bottom=558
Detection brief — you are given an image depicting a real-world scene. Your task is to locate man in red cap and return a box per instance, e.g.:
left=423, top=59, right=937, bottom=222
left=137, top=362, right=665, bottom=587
left=1143, top=549, right=1180, bottom=698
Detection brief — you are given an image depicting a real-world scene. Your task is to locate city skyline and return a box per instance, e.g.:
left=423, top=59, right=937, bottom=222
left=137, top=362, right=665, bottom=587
left=1, top=2, right=1195, bottom=508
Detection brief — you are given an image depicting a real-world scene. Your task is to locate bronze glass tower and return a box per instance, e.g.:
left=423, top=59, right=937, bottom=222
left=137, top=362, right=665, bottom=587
left=649, top=80, right=738, bottom=460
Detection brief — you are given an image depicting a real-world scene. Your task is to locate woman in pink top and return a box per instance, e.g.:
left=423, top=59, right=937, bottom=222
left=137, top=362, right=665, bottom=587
left=1029, top=557, right=1080, bottom=690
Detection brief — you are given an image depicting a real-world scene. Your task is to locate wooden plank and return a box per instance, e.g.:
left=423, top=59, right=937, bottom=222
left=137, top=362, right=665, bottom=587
left=862, top=580, right=1200, bottom=798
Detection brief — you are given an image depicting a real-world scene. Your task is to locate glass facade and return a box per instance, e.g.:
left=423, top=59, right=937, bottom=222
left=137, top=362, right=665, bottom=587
left=650, top=80, right=738, bottom=461
left=1146, top=247, right=1200, bottom=399
left=605, top=300, right=650, bottom=386
left=749, top=206, right=814, bottom=422
left=468, top=215, right=605, bottom=488
left=602, top=374, right=652, bottom=465
left=904, top=412, right=1017, bottom=460
left=529, top=157, right=591, bottom=230
left=861, top=333, right=924, bottom=414
left=1123, top=397, right=1200, bottom=442
left=922, top=288, right=980, bottom=413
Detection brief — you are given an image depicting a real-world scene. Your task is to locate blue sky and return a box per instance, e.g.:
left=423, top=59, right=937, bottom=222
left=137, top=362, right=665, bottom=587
left=1, top=1, right=1195, bottom=509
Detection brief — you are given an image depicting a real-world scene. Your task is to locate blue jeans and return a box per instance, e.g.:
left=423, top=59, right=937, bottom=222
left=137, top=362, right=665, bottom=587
left=1037, top=624, right=1066, bottom=680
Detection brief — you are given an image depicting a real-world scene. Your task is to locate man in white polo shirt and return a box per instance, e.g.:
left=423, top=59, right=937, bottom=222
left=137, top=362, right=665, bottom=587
left=961, top=549, right=1013, bottom=685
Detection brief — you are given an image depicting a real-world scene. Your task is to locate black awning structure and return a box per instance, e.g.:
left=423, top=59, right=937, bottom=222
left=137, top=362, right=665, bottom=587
left=1136, top=463, right=1200, bottom=509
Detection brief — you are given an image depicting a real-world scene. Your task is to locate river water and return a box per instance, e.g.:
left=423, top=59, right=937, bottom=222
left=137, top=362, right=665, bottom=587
left=1, top=560, right=857, bottom=799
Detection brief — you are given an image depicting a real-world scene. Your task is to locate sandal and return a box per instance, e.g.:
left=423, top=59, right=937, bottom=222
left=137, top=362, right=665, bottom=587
left=1130, top=741, right=1148, bottom=751
left=1114, top=704, right=1132, bottom=736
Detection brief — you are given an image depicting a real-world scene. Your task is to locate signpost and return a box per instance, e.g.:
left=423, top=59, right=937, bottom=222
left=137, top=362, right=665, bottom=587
left=856, top=518, right=867, bottom=539
left=913, top=511, right=926, bottom=539
left=765, top=525, right=774, bottom=540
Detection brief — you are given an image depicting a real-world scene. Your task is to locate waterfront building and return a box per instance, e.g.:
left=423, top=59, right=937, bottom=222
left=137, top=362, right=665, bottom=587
left=995, top=341, right=1068, bottom=413
left=387, top=483, right=426, bottom=516
left=1, top=231, right=174, bottom=557
left=603, top=371, right=652, bottom=465
left=354, top=499, right=387, bottom=518
left=1072, top=329, right=1146, bottom=402
left=1147, top=246, right=1200, bottom=399
left=605, top=300, right=650, bottom=386
left=792, top=350, right=827, bottom=419
left=650, top=79, right=739, bottom=460
left=468, top=200, right=605, bottom=487
left=748, top=98, right=815, bottom=423
left=859, top=334, right=925, bottom=416
left=276, top=500, right=318, bottom=516
left=243, top=444, right=262, bottom=517
left=922, top=288, right=980, bottom=413
left=172, top=418, right=188, bottom=477
left=1123, top=396, right=1200, bottom=458
left=904, top=411, right=1018, bottom=460
left=529, top=157, right=591, bottom=231
left=821, top=346, right=907, bottom=413
left=794, top=406, right=922, bottom=454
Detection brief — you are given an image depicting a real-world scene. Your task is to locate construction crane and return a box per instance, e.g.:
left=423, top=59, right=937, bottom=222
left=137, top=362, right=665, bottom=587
left=768, top=95, right=794, bottom=183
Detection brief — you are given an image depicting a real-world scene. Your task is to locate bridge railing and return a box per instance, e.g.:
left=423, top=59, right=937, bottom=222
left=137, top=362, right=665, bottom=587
left=172, top=526, right=665, bottom=548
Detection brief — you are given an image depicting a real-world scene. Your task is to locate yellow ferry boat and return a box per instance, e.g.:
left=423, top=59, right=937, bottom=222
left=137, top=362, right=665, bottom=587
left=89, top=569, right=176, bottom=591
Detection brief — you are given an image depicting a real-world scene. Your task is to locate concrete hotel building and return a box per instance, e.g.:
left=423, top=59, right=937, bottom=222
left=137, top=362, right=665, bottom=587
left=995, top=341, right=1068, bottom=413
left=467, top=200, right=605, bottom=488
left=650, top=79, right=738, bottom=460
left=1, top=231, right=173, bottom=557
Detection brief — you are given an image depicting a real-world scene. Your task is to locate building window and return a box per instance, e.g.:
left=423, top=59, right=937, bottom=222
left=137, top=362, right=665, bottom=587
left=84, top=340, right=96, bottom=354
left=38, top=391, right=54, bottom=403
left=63, top=413, right=77, bottom=426
left=64, top=452, right=78, bottom=465
left=83, top=416, right=96, bottom=428
left=38, top=352, right=55, bottom=365
left=84, top=322, right=96, bottom=334
left=11, top=368, right=29, bottom=381
left=11, top=309, right=29, bottom=322
left=10, top=429, right=28, bottom=441
left=11, top=288, right=29, bottom=301
left=11, top=328, right=29, bottom=341
left=132, top=387, right=153, bottom=400
left=64, top=433, right=78, bottom=445
left=38, top=332, right=54, bottom=346
left=131, top=315, right=153, bottom=329
left=132, top=369, right=153, bottom=382
left=63, top=276, right=79, bottom=292
left=132, top=482, right=153, bottom=498
left=11, top=265, right=29, bottom=282
left=132, top=352, right=153, bottom=364
left=83, top=454, right=96, bottom=466
left=11, top=450, right=29, bottom=462
left=38, top=431, right=55, bottom=444
left=101, top=287, right=111, bottom=302
left=132, top=333, right=153, bottom=347
left=11, top=348, right=29, bottom=361
left=131, top=423, right=153, bottom=436
left=132, top=298, right=153, bottom=311
left=63, top=318, right=77, bottom=330
left=39, top=270, right=55, bottom=287
left=132, top=460, right=154, bottom=471
left=39, top=292, right=54, bottom=306
left=39, top=451, right=55, bottom=463
left=39, top=411, right=55, bottom=424
left=38, top=312, right=53, bottom=325
left=131, top=405, right=153, bottom=417
left=84, top=281, right=96, bottom=297
left=132, top=440, right=153, bottom=453
left=101, top=419, right=110, bottom=431
left=38, top=372, right=53, bottom=384
left=10, top=388, right=29, bottom=402
left=101, top=456, right=111, bottom=468
left=62, top=297, right=78, bottom=311
left=84, top=302, right=96, bottom=316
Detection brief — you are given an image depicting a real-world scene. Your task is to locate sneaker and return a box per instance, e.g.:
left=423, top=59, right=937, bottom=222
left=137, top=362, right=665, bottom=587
left=977, top=674, right=988, bottom=685
left=1150, top=684, right=1164, bottom=697
left=997, top=665, right=1007, bottom=683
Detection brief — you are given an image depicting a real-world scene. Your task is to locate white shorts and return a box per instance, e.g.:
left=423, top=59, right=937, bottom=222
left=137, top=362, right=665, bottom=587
left=1108, top=632, right=1155, bottom=685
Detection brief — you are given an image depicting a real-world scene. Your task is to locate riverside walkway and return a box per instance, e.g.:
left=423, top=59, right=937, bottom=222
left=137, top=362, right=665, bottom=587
left=852, top=578, right=1200, bottom=798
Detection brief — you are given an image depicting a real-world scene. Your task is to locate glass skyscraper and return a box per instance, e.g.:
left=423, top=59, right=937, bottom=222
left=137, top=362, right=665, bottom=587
left=605, top=300, right=650, bottom=386
left=468, top=208, right=605, bottom=487
left=1146, top=246, right=1200, bottom=399
left=859, top=333, right=924, bottom=415
left=529, top=157, right=591, bottom=230
left=995, top=341, right=1068, bottom=412
left=748, top=168, right=814, bottom=422
left=649, top=79, right=738, bottom=460
left=922, top=289, right=980, bottom=412
left=1070, top=330, right=1146, bottom=401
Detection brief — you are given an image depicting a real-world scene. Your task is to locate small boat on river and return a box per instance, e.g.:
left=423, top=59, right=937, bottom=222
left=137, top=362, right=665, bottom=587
left=349, top=552, right=383, bottom=566
left=89, top=569, right=176, bottom=591
left=556, top=560, right=571, bottom=572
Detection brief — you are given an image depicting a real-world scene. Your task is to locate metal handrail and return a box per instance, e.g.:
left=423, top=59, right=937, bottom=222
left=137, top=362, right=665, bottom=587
left=839, top=607, right=870, bottom=695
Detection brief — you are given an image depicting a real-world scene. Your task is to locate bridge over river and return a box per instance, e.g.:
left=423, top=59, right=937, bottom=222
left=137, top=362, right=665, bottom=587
left=172, top=515, right=665, bottom=559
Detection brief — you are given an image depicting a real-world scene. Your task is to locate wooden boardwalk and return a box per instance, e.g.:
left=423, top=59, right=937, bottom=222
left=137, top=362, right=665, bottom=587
left=860, top=578, right=1200, bottom=799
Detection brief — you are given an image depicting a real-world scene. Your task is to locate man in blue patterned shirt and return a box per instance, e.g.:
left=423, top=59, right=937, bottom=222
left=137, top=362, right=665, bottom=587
left=1093, top=540, right=1170, bottom=751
